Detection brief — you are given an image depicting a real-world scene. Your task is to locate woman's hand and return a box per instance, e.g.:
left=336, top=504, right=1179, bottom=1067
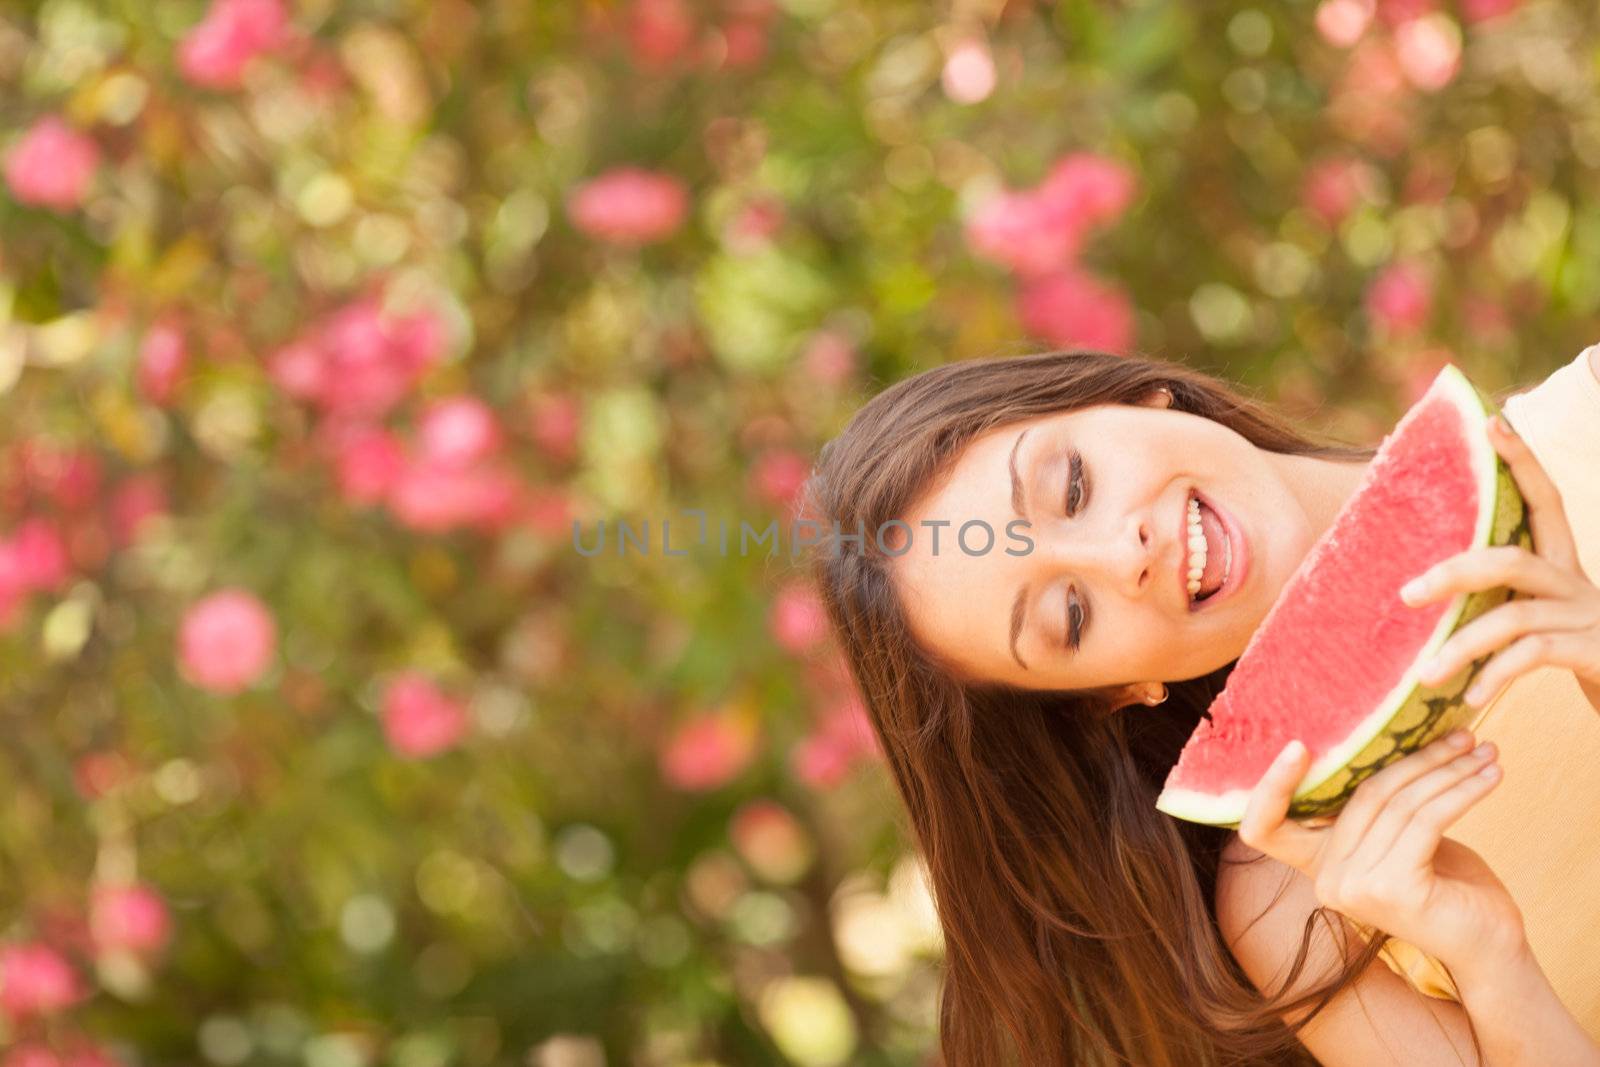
left=1237, top=729, right=1528, bottom=976
left=1400, top=414, right=1600, bottom=715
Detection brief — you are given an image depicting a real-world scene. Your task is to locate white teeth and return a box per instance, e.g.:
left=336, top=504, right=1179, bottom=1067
left=1186, top=493, right=1233, bottom=602
left=1186, top=496, right=1205, bottom=597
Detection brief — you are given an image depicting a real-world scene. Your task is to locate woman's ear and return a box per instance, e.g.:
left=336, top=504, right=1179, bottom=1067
left=1139, top=386, right=1174, bottom=410
left=1107, top=683, right=1168, bottom=711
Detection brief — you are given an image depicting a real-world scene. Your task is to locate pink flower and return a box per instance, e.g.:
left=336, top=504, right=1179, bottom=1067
left=628, top=0, right=697, bottom=71
left=327, top=424, right=406, bottom=506
left=716, top=12, right=772, bottom=70
left=528, top=392, right=582, bottom=461
left=137, top=321, right=189, bottom=406
left=567, top=167, right=690, bottom=245
left=1328, top=37, right=1414, bottom=154
left=749, top=450, right=810, bottom=509
left=316, top=299, right=445, bottom=418
left=266, top=339, right=327, bottom=400
left=270, top=298, right=446, bottom=420
left=729, top=799, right=811, bottom=880
left=73, top=751, right=133, bottom=800
left=4, top=1040, right=122, bottom=1067
left=1037, top=153, right=1138, bottom=232
left=0, top=942, right=83, bottom=1020
left=177, top=0, right=290, bottom=90
left=659, top=712, right=756, bottom=791
left=177, top=588, right=277, bottom=695
left=1015, top=269, right=1136, bottom=353
left=1394, top=13, right=1460, bottom=91
left=1365, top=259, right=1433, bottom=334
left=3, top=1046, right=63, bottom=1067
left=10, top=517, right=71, bottom=593
left=109, top=474, right=169, bottom=547
left=800, top=329, right=855, bottom=386
left=297, top=46, right=347, bottom=98
left=51, top=450, right=100, bottom=512
left=1375, top=0, right=1436, bottom=28
left=823, top=697, right=879, bottom=759
left=90, top=883, right=172, bottom=956
left=387, top=460, right=522, bottom=534
left=789, top=699, right=879, bottom=789
left=965, top=154, right=1134, bottom=278
left=522, top=487, right=574, bottom=539
left=726, top=196, right=785, bottom=251
left=768, top=582, right=828, bottom=653
left=1300, top=154, right=1378, bottom=227
left=942, top=38, right=997, bottom=104
left=63, top=1043, right=121, bottom=1067
left=1314, top=0, right=1375, bottom=47
left=381, top=672, right=468, bottom=759
left=966, top=189, right=1085, bottom=276
left=0, top=547, right=26, bottom=631
left=416, top=396, right=502, bottom=469
left=4, top=117, right=99, bottom=212
left=790, top=731, right=854, bottom=789
left=1460, top=0, right=1522, bottom=22
left=16, top=441, right=102, bottom=512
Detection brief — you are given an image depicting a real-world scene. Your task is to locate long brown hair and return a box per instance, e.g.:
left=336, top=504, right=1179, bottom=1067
left=802, top=349, right=1473, bottom=1066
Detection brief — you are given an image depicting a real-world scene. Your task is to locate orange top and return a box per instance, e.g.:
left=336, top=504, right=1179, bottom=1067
left=1356, top=345, right=1600, bottom=1036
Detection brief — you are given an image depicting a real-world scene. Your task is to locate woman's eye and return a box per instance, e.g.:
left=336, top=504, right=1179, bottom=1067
left=1066, top=588, right=1084, bottom=651
left=1065, top=451, right=1084, bottom=515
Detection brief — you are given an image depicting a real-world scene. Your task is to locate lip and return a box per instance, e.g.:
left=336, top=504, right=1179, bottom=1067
left=1185, top=489, right=1250, bottom=613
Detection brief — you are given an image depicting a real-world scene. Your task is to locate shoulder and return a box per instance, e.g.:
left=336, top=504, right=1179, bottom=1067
left=1215, top=835, right=1325, bottom=976
left=1512, top=343, right=1600, bottom=407
left=1214, top=836, right=1361, bottom=1022
left=1213, top=837, right=1481, bottom=1064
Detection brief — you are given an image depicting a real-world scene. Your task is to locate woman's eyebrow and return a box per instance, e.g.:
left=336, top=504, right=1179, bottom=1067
left=1009, top=427, right=1031, bottom=521
left=1007, top=427, right=1031, bottom=670
left=1009, top=584, right=1029, bottom=670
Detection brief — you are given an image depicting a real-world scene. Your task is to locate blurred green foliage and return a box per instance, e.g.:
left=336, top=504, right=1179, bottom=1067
left=0, top=0, right=1598, bottom=1064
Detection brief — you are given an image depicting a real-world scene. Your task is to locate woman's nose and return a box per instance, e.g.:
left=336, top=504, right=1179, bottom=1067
left=1040, top=515, right=1157, bottom=596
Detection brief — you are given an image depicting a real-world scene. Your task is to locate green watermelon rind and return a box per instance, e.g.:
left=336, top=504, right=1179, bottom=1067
left=1154, top=365, right=1533, bottom=828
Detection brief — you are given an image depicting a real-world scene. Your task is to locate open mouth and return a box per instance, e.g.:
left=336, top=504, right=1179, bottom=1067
left=1184, top=490, right=1231, bottom=608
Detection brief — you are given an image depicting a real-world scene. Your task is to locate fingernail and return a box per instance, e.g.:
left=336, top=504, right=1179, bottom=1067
left=1400, top=578, right=1425, bottom=602
left=1465, top=682, right=1488, bottom=705
left=1278, top=740, right=1304, bottom=764
left=1448, top=729, right=1471, bottom=748
left=1418, top=654, right=1442, bottom=680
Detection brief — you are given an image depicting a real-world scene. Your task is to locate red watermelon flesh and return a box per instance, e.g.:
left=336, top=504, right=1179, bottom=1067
left=1155, top=364, right=1531, bottom=826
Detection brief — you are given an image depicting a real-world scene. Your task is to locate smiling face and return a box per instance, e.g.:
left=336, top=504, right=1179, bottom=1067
left=889, top=393, right=1365, bottom=704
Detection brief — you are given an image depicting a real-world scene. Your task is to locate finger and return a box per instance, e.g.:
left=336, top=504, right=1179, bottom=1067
left=1238, top=740, right=1327, bottom=873
left=1343, top=741, right=1498, bottom=867
left=1326, top=730, right=1475, bottom=859
left=1400, top=545, right=1576, bottom=608
left=1489, top=415, right=1580, bottom=570
left=1462, top=630, right=1600, bottom=708
left=1384, top=755, right=1504, bottom=872
left=1415, top=596, right=1598, bottom=689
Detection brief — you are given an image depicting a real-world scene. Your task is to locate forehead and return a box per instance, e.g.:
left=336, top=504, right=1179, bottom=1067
left=884, top=413, right=1060, bottom=666
left=917, top=403, right=1116, bottom=503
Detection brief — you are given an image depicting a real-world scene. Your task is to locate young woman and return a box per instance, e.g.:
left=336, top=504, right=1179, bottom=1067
left=802, top=348, right=1600, bottom=1066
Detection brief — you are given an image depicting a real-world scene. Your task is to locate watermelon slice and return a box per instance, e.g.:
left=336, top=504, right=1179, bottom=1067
left=1155, top=364, right=1534, bottom=827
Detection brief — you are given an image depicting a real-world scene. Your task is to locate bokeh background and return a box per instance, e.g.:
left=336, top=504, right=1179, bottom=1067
left=2, top=0, right=1598, bottom=1063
